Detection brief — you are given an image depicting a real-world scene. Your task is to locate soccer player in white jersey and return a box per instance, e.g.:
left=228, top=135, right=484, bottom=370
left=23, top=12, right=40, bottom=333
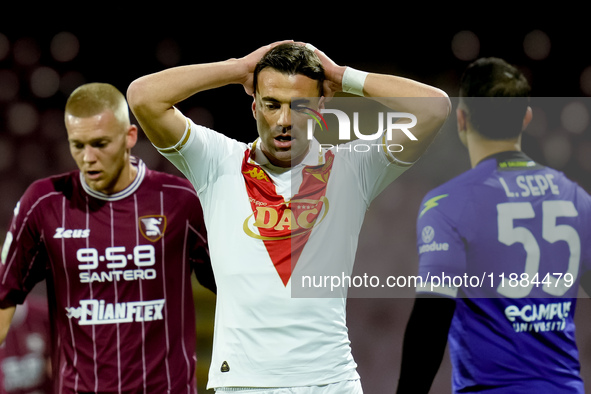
left=127, top=41, right=450, bottom=392
left=0, top=83, right=215, bottom=393
left=397, top=58, right=591, bottom=393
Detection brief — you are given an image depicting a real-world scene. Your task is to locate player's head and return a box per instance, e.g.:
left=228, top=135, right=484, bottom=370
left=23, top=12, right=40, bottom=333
left=65, top=83, right=138, bottom=194
left=253, top=43, right=325, bottom=97
left=458, top=57, right=531, bottom=142
left=251, top=43, right=325, bottom=168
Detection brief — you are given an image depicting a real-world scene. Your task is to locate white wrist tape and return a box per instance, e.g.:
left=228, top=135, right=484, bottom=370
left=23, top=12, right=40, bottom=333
left=342, top=67, right=368, bottom=96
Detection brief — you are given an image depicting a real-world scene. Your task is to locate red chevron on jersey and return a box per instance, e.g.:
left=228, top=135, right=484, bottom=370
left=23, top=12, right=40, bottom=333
left=241, top=149, right=334, bottom=286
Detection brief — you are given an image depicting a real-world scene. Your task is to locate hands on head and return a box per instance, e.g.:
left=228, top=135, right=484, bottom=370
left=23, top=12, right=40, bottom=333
left=238, top=40, right=344, bottom=99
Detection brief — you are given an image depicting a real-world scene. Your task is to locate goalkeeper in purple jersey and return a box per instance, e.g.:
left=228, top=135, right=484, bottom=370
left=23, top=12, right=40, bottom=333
left=0, top=83, right=215, bottom=393
left=397, top=58, right=591, bottom=393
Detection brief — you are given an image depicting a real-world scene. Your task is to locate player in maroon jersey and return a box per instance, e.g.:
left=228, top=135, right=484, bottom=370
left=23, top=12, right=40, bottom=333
left=0, top=83, right=215, bottom=393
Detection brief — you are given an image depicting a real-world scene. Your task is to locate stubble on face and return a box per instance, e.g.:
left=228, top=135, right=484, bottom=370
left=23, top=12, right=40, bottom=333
left=66, top=110, right=136, bottom=194
left=254, top=69, right=323, bottom=167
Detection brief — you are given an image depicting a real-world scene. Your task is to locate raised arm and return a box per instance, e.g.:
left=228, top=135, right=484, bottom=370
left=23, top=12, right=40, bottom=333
left=310, top=44, right=451, bottom=163
left=127, top=41, right=292, bottom=148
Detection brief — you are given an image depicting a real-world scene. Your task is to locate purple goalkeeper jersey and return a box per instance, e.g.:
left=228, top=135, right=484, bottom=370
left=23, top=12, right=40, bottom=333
left=416, top=151, right=591, bottom=393
left=0, top=158, right=213, bottom=393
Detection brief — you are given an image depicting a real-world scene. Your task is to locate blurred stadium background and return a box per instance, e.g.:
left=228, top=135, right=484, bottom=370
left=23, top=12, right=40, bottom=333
left=1, top=13, right=591, bottom=393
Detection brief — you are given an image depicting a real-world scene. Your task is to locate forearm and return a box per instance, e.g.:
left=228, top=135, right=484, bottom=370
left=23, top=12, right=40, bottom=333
left=131, top=59, right=247, bottom=107
left=127, top=58, right=248, bottom=148
left=343, top=68, right=451, bottom=163
left=310, top=44, right=450, bottom=158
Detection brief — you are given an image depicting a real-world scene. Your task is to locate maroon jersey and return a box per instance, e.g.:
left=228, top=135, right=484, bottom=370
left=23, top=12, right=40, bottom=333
left=0, top=296, right=52, bottom=394
left=0, top=158, right=214, bottom=393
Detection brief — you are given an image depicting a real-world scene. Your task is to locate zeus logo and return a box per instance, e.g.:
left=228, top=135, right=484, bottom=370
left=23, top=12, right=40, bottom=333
left=305, top=108, right=418, bottom=142
left=54, top=227, right=90, bottom=239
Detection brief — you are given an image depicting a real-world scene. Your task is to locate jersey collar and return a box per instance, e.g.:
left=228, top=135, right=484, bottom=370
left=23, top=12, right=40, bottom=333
left=477, top=150, right=538, bottom=168
left=249, top=139, right=325, bottom=169
left=80, top=156, right=146, bottom=201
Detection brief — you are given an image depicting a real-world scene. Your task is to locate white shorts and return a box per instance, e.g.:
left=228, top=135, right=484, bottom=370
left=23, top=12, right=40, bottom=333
left=215, top=380, right=363, bottom=394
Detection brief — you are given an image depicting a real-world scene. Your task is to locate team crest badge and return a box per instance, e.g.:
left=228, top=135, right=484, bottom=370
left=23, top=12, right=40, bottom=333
left=139, top=215, right=167, bottom=242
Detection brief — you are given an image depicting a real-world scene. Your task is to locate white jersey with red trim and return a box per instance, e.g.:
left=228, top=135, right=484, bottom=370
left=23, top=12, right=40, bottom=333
left=158, top=118, right=410, bottom=388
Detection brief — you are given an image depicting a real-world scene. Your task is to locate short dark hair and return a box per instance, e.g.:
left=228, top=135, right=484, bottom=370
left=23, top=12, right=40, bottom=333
left=253, top=43, right=325, bottom=96
left=460, top=57, right=531, bottom=140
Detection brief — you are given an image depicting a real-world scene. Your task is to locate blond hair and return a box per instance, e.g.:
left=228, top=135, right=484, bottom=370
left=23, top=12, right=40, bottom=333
left=65, top=82, right=130, bottom=126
